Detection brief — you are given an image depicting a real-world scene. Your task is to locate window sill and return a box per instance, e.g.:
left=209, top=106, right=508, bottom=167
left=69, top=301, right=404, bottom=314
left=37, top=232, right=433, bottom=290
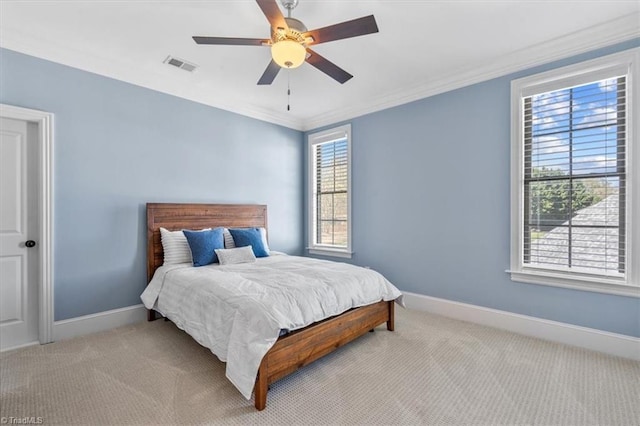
left=308, top=247, right=353, bottom=259
left=506, top=269, right=639, bottom=298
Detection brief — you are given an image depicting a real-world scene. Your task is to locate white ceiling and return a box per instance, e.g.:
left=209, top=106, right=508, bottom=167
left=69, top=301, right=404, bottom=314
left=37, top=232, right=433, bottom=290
left=1, top=1, right=638, bottom=130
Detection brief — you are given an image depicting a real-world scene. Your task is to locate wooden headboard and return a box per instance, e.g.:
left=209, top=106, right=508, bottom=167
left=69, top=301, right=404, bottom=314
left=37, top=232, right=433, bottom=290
left=146, top=203, right=267, bottom=282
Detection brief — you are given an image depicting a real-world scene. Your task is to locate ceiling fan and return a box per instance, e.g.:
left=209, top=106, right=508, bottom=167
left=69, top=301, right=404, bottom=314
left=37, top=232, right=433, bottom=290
left=193, top=0, right=379, bottom=85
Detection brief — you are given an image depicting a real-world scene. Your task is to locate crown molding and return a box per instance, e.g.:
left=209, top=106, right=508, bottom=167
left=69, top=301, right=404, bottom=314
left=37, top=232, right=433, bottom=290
left=0, top=27, right=305, bottom=131
left=301, top=12, right=640, bottom=131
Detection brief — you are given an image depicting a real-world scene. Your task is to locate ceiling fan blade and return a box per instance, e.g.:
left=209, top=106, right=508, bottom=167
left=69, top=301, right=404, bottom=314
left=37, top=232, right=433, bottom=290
left=257, top=60, right=281, bottom=85
left=305, top=48, right=353, bottom=84
left=256, top=0, right=288, bottom=30
left=303, top=15, right=378, bottom=45
left=193, top=36, right=268, bottom=46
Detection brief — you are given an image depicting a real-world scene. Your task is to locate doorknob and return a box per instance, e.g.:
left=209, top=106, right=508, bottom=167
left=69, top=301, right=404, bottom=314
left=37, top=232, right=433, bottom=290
left=25, top=240, right=36, bottom=248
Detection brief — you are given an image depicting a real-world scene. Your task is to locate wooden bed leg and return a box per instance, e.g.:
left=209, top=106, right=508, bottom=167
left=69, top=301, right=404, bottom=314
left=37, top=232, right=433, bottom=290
left=387, top=301, right=395, bottom=331
left=255, top=359, right=268, bottom=411
left=147, top=309, right=157, bottom=322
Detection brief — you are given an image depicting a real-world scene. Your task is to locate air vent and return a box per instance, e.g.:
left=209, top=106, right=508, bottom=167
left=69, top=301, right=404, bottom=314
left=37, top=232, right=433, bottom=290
left=163, top=55, right=198, bottom=72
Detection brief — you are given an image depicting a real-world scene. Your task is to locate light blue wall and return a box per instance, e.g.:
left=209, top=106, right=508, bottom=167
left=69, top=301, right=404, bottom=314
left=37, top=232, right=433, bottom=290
left=0, top=48, right=304, bottom=321
left=305, top=39, right=640, bottom=337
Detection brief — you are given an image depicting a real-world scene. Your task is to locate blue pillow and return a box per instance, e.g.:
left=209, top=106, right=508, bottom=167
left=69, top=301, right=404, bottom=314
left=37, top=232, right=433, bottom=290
left=228, top=228, right=269, bottom=258
left=183, top=227, right=225, bottom=267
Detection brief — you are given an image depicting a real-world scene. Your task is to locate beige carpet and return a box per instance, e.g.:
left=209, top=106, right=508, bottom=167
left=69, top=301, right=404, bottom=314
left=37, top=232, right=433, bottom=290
left=1, top=308, right=638, bottom=425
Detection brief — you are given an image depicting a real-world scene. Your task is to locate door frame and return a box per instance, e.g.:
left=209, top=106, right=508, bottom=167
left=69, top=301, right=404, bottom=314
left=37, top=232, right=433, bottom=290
left=0, top=103, right=54, bottom=344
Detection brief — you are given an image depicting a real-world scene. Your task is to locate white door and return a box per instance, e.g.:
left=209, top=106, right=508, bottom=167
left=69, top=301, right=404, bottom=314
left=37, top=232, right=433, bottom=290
left=0, top=117, right=39, bottom=351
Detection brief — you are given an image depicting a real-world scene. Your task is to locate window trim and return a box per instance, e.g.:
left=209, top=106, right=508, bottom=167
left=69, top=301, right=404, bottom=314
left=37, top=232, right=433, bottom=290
left=307, top=124, right=353, bottom=258
left=509, top=48, right=640, bottom=298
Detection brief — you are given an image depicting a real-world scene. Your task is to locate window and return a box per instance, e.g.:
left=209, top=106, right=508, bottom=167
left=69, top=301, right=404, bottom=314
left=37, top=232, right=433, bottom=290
left=308, top=124, right=352, bottom=258
left=510, top=49, right=639, bottom=297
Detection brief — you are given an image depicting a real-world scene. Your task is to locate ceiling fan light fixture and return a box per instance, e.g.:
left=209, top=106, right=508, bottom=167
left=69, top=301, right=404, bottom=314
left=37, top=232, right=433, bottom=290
left=271, top=40, right=306, bottom=68
left=193, top=0, right=379, bottom=84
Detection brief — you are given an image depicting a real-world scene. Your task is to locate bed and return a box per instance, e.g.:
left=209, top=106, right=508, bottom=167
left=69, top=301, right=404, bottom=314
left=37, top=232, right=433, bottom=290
left=143, top=203, right=401, bottom=410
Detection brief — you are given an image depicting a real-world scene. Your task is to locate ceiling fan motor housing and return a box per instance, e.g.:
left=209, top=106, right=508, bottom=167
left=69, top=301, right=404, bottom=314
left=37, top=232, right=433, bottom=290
left=284, top=17, right=307, bottom=33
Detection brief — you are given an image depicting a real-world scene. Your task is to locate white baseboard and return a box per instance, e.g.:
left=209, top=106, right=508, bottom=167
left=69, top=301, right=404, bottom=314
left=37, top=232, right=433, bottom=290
left=403, top=292, right=640, bottom=361
left=0, top=340, right=40, bottom=353
left=53, top=304, right=147, bottom=342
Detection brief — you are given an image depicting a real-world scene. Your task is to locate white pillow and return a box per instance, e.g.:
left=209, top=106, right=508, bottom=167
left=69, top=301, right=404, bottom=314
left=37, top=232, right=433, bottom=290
left=160, top=227, right=210, bottom=265
left=224, top=227, right=270, bottom=254
left=215, top=246, right=257, bottom=265
left=223, top=228, right=236, bottom=249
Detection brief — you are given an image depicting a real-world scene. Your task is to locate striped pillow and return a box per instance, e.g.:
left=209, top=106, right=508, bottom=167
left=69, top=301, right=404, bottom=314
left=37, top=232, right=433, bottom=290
left=223, top=228, right=236, bottom=249
left=215, top=246, right=257, bottom=265
left=160, top=227, right=210, bottom=265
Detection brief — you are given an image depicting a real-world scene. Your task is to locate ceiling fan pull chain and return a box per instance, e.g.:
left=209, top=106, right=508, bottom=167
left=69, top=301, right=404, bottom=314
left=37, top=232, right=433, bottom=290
left=287, top=69, right=291, bottom=111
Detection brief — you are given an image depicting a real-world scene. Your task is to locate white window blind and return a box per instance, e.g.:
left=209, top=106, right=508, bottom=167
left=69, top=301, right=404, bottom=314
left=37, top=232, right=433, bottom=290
left=308, top=124, right=352, bottom=257
left=313, top=138, right=348, bottom=247
left=523, top=76, right=626, bottom=278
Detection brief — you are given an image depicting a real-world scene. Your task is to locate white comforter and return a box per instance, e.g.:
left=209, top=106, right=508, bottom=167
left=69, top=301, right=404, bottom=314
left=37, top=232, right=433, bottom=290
left=140, top=254, right=403, bottom=399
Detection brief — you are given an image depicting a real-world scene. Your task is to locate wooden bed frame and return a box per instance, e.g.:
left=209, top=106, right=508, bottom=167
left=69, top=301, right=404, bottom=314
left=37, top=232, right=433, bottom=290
left=146, top=203, right=395, bottom=410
